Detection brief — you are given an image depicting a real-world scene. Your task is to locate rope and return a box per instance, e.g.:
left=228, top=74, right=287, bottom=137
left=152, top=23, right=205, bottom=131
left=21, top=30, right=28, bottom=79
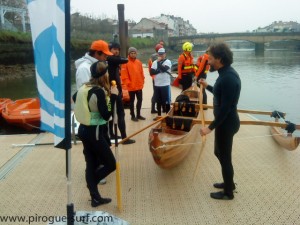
left=153, top=141, right=203, bottom=150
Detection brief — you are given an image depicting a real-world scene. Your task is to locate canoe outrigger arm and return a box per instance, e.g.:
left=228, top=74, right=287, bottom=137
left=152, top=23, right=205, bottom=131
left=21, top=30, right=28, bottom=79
left=171, top=103, right=299, bottom=133
left=163, top=116, right=300, bottom=132
left=171, top=103, right=287, bottom=117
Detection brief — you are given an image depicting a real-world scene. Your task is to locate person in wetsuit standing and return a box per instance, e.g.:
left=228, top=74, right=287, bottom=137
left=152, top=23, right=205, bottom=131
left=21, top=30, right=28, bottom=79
left=199, top=42, right=241, bottom=200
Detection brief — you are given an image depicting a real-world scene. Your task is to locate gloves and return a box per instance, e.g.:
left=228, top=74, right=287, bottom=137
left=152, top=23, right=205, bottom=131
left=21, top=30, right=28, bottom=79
left=110, top=85, right=119, bottom=96
left=157, top=61, right=170, bottom=73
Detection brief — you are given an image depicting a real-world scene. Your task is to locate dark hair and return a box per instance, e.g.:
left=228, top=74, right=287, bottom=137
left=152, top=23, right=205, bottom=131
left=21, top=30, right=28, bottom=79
left=87, top=61, right=110, bottom=93
left=88, top=49, right=104, bottom=57
left=109, top=42, right=121, bottom=50
left=208, top=42, right=233, bottom=66
left=90, top=61, right=108, bottom=78
left=88, top=49, right=97, bottom=56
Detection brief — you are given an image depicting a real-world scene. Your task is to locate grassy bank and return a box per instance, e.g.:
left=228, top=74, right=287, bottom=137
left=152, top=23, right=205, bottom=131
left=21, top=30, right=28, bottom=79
left=0, top=30, right=160, bottom=50
left=0, top=30, right=162, bottom=65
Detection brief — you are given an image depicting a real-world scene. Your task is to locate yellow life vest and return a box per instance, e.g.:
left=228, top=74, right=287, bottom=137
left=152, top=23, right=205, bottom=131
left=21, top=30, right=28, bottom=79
left=74, top=85, right=109, bottom=126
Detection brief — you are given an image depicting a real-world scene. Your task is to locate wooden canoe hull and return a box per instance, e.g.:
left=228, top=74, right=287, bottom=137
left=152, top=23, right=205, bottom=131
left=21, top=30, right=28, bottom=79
left=270, top=126, right=300, bottom=151
left=148, top=85, right=202, bottom=169
left=2, top=98, right=40, bottom=130
left=149, top=124, right=201, bottom=169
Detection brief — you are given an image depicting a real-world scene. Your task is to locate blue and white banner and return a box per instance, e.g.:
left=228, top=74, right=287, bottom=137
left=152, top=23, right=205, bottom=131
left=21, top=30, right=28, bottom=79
left=27, top=0, right=67, bottom=148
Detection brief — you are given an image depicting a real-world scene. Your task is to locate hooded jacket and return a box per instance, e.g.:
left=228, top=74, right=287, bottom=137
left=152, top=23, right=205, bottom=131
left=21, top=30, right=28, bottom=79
left=75, top=53, right=98, bottom=90
left=120, top=57, right=145, bottom=91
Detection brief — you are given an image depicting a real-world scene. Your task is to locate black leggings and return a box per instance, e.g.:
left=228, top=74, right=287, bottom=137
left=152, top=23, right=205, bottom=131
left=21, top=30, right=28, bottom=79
left=129, top=90, right=143, bottom=117
left=78, top=124, right=116, bottom=197
left=214, top=116, right=240, bottom=194
left=109, top=94, right=127, bottom=138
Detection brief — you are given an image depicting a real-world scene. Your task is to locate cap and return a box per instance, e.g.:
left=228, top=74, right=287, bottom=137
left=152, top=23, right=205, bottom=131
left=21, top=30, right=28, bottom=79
left=128, top=47, right=137, bottom=54
left=109, top=42, right=121, bottom=50
left=157, top=48, right=166, bottom=55
left=90, top=61, right=108, bottom=78
left=90, top=40, right=113, bottom=55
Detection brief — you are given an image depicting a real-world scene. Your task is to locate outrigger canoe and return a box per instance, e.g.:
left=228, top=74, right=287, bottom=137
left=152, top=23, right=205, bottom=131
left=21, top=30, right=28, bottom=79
left=198, top=105, right=300, bottom=151
left=148, top=85, right=203, bottom=169
left=148, top=93, right=300, bottom=169
left=196, top=105, right=300, bottom=151
left=2, top=98, right=41, bottom=130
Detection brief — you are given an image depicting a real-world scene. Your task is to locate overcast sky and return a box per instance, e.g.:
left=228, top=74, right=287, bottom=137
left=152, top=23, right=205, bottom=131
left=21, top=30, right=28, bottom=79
left=71, top=0, right=299, bottom=33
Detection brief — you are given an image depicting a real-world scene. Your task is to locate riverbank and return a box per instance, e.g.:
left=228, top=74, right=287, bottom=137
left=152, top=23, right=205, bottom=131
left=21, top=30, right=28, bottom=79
left=0, top=64, right=35, bottom=81
left=0, top=46, right=171, bottom=81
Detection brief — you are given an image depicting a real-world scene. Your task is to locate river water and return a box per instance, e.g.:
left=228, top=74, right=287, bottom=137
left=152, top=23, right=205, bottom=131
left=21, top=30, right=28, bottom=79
left=1, top=49, right=300, bottom=135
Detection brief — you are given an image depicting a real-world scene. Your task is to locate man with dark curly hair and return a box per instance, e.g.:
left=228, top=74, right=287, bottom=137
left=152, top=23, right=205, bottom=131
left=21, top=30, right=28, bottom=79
left=199, top=42, right=241, bottom=200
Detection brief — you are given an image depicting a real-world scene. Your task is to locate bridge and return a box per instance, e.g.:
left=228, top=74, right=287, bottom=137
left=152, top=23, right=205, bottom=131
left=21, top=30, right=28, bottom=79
left=168, top=32, right=300, bottom=52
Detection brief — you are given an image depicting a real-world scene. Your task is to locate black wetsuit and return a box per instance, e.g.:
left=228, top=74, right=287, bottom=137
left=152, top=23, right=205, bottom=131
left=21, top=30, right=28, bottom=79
left=74, top=86, right=117, bottom=199
left=107, top=55, right=128, bottom=139
left=206, top=65, right=241, bottom=195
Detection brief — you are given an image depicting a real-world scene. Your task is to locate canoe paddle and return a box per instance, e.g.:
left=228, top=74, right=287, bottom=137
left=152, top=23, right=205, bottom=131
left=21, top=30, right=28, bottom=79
left=193, top=84, right=206, bottom=179
left=112, top=80, right=122, bottom=212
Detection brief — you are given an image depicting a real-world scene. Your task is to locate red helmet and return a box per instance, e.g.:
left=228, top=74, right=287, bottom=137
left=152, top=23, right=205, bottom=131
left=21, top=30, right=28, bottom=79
left=155, top=44, right=163, bottom=52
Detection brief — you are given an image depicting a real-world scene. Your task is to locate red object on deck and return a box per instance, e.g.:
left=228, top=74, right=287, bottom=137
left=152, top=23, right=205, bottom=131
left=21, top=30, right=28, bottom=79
left=0, top=98, right=13, bottom=117
left=2, top=98, right=41, bottom=130
left=172, top=77, right=181, bottom=88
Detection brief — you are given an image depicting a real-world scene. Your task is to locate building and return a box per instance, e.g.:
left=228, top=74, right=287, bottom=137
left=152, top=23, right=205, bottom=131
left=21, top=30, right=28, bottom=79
left=254, top=21, right=300, bottom=33
left=129, top=14, right=197, bottom=40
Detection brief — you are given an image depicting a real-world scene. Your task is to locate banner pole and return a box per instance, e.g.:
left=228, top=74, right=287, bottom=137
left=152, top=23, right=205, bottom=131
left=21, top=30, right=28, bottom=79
left=65, top=1, right=74, bottom=224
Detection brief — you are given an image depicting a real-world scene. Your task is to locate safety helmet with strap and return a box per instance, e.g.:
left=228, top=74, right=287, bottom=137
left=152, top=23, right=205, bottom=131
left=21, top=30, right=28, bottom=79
left=182, top=42, right=193, bottom=52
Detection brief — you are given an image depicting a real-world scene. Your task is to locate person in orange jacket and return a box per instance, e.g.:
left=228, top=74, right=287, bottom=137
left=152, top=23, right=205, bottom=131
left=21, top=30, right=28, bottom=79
left=121, top=47, right=145, bottom=121
left=195, top=51, right=210, bottom=105
left=177, top=42, right=195, bottom=91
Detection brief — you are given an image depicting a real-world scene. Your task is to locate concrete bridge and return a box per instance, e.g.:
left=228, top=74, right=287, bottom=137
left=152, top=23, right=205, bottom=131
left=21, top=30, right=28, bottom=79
left=168, top=32, right=300, bottom=52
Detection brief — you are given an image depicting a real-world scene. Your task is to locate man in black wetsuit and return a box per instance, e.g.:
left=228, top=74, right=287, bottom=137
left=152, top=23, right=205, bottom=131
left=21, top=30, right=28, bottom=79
left=107, top=42, right=135, bottom=145
left=199, top=42, right=241, bottom=200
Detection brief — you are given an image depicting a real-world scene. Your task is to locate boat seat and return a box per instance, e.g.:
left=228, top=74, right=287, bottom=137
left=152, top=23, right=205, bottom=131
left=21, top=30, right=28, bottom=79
left=165, top=116, right=193, bottom=132
left=189, top=98, right=199, bottom=103
left=173, top=102, right=197, bottom=117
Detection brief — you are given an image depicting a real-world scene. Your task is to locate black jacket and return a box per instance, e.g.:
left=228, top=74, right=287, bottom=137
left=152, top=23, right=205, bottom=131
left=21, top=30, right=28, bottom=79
left=206, top=65, right=241, bottom=130
left=107, top=55, right=128, bottom=94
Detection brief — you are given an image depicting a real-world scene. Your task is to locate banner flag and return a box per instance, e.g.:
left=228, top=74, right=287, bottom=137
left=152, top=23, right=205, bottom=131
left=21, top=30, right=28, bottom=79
left=27, top=0, right=70, bottom=149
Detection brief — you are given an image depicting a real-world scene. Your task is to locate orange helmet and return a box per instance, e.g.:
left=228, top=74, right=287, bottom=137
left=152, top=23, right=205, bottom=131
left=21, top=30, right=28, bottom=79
left=155, top=44, right=163, bottom=52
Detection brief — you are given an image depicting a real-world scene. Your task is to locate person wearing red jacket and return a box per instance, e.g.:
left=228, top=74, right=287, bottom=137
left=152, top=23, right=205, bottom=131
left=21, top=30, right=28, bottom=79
left=121, top=47, right=145, bottom=121
left=195, top=51, right=210, bottom=105
left=177, top=42, right=196, bottom=91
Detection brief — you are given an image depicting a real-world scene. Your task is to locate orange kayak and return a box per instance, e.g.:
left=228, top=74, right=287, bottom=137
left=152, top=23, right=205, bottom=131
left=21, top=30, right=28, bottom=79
left=2, top=98, right=41, bottom=130
left=0, top=98, right=13, bottom=117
